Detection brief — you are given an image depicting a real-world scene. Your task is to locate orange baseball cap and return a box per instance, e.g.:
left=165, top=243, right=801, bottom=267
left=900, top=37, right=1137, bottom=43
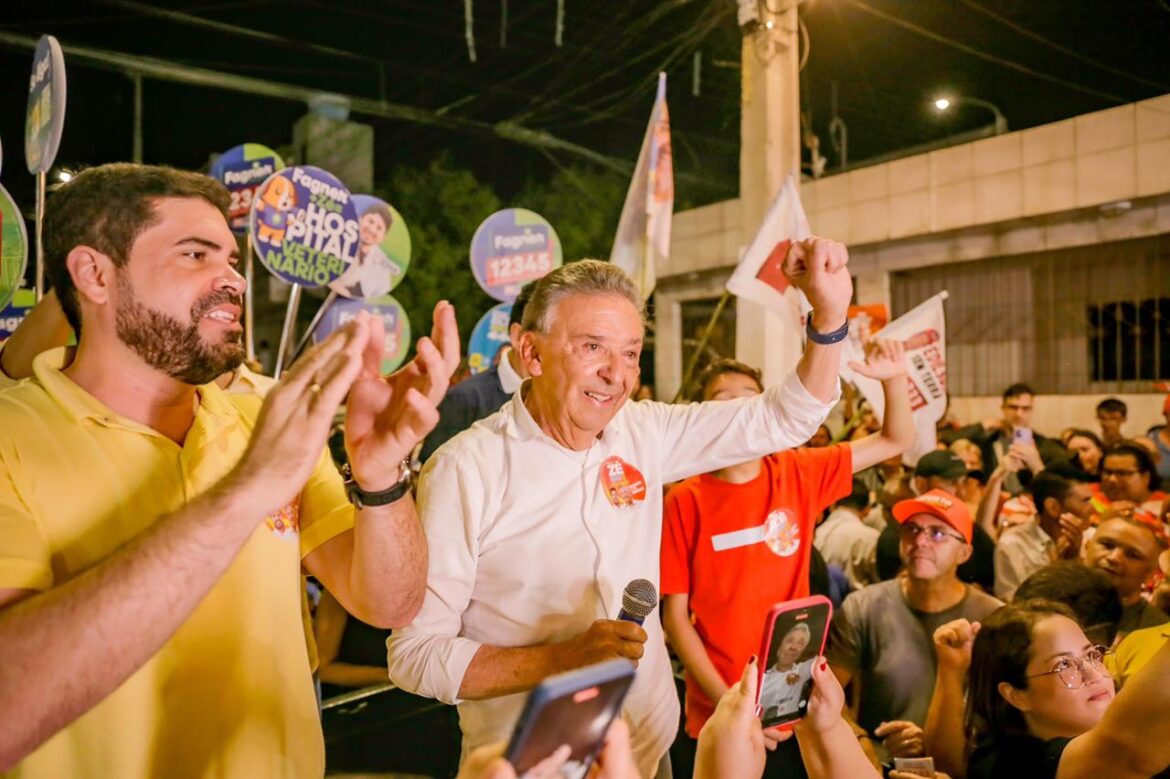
left=893, top=489, right=974, bottom=543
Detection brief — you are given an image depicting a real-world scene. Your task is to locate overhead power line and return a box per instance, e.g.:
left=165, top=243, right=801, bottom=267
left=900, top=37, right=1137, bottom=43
left=957, top=0, right=1170, bottom=93
left=0, top=30, right=629, bottom=175
left=0, top=30, right=731, bottom=193
left=839, top=0, right=1131, bottom=105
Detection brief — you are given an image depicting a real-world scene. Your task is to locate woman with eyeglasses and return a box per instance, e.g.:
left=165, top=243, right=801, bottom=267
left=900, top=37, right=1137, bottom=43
left=965, top=600, right=1170, bottom=779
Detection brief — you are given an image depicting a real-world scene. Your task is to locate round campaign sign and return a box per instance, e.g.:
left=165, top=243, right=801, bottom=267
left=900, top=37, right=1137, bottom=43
left=313, top=293, right=411, bottom=373
left=25, top=35, right=67, bottom=175
left=0, top=183, right=30, bottom=312
left=0, top=288, right=36, bottom=341
left=210, top=143, right=285, bottom=235
left=249, top=166, right=358, bottom=288
left=469, top=208, right=562, bottom=302
left=468, top=302, right=513, bottom=374
left=328, top=194, right=411, bottom=300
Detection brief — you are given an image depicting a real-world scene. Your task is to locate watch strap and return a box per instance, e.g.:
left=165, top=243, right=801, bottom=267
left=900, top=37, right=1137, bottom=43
left=341, top=461, right=412, bottom=509
left=805, top=312, right=850, bottom=345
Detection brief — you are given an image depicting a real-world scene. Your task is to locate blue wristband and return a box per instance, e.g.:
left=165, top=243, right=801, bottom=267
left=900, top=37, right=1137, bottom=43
left=805, top=313, right=849, bottom=345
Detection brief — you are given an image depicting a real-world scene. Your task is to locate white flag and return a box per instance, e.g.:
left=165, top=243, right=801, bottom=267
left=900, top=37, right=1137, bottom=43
left=844, top=292, right=949, bottom=465
left=610, top=73, right=673, bottom=299
left=725, top=173, right=810, bottom=328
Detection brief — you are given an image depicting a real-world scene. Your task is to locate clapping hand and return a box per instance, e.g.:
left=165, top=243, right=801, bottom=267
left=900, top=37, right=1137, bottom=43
left=344, top=302, right=460, bottom=490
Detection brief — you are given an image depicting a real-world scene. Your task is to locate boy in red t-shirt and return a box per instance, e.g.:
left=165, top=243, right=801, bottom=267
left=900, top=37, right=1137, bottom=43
left=661, top=341, right=913, bottom=756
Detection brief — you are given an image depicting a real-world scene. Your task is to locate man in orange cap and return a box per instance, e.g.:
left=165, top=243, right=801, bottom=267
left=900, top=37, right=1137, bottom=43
left=826, top=489, right=1002, bottom=762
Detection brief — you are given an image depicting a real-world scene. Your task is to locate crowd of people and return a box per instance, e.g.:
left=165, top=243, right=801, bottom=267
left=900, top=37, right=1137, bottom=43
left=0, top=162, right=1168, bottom=779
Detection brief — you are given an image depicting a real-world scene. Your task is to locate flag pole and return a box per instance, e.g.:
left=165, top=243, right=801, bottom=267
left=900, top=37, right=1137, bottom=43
left=673, top=289, right=732, bottom=402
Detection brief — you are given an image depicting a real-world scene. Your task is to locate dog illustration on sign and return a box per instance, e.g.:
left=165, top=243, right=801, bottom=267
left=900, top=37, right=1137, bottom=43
left=255, top=175, right=299, bottom=245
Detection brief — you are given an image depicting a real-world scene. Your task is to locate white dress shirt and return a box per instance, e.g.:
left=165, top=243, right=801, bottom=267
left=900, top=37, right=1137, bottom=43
left=386, top=371, right=836, bottom=777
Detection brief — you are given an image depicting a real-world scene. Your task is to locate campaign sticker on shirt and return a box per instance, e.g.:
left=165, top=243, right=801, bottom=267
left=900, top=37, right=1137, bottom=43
left=763, top=508, right=801, bottom=557
left=265, top=501, right=300, bottom=538
left=209, top=143, right=286, bottom=235
left=600, top=456, right=647, bottom=508
left=468, top=302, right=512, bottom=374
left=328, top=194, right=411, bottom=300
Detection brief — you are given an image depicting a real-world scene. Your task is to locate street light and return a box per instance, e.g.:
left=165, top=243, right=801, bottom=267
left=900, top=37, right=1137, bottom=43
left=932, top=95, right=1007, bottom=135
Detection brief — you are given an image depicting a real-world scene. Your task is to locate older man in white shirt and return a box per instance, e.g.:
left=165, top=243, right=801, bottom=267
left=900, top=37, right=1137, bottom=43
left=387, top=238, right=855, bottom=777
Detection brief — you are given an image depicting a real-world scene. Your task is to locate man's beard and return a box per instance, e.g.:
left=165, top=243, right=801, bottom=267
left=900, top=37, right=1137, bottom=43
left=114, top=275, right=245, bottom=386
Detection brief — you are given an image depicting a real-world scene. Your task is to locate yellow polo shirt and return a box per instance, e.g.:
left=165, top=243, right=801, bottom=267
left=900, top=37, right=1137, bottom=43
left=0, top=349, right=354, bottom=778
left=1113, top=623, right=1170, bottom=688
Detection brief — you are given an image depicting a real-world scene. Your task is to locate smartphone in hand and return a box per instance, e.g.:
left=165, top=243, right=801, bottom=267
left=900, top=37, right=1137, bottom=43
left=755, top=595, right=833, bottom=729
left=505, top=659, right=635, bottom=778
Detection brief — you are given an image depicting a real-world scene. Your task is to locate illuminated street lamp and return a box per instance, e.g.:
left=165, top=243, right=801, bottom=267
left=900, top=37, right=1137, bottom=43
left=933, top=95, right=1008, bottom=135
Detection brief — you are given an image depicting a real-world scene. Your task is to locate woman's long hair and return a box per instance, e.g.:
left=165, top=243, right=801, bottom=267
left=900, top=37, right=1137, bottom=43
left=966, top=600, right=1076, bottom=746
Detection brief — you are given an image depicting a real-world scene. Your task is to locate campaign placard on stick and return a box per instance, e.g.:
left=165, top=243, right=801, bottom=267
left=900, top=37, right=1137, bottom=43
left=313, top=293, right=411, bottom=373
left=249, top=166, right=358, bottom=288
left=0, top=183, right=30, bottom=311
left=470, top=208, right=562, bottom=302
left=329, top=194, right=411, bottom=300
left=468, top=302, right=513, bottom=374
left=25, top=35, right=67, bottom=175
left=0, top=288, right=36, bottom=340
left=210, top=144, right=285, bottom=235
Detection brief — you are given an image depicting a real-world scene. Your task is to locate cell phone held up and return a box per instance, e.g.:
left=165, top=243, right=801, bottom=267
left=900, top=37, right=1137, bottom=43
left=755, top=595, right=833, bottom=729
left=504, top=658, right=635, bottom=779
left=1012, top=426, right=1034, bottom=446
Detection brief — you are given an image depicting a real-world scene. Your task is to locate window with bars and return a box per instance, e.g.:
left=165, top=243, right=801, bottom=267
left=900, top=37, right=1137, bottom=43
left=890, top=233, right=1170, bottom=395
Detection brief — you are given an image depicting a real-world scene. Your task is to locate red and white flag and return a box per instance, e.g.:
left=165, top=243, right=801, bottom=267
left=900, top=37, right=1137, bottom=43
left=843, top=291, right=950, bottom=464
left=725, top=173, right=811, bottom=328
left=610, top=73, right=673, bottom=300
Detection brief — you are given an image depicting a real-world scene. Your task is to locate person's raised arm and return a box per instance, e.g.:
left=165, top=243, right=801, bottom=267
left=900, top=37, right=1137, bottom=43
left=924, top=619, right=980, bottom=779
left=0, top=290, right=73, bottom=381
left=0, top=322, right=367, bottom=770
left=785, top=238, right=854, bottom=404
left=975, top=455, right=1019, bottom=541
left=1057, top=635, right=1170, bottom=778
left=847, top=339, right=916, bottom=472
left=305, top=302, right=459, bottom=629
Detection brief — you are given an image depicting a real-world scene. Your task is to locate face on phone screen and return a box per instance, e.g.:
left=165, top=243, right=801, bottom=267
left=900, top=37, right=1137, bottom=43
left=759, top=603, right=830, bottom=727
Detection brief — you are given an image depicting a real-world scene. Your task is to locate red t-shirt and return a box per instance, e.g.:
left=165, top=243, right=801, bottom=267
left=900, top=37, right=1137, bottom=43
left=660, top=445, right=853, bottom=736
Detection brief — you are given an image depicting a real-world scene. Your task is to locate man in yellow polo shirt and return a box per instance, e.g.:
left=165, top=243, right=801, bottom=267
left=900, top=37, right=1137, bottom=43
left=0, top=164, right=458, bottom=778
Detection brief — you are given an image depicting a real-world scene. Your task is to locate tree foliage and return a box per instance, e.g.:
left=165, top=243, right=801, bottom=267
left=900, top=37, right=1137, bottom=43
left=378, top=154, right=628, bottom=356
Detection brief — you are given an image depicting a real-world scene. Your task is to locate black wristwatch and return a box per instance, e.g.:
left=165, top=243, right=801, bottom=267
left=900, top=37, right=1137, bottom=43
left=340, top=460, right=413, bottom=509
left=805, top=311, right=850, bottom=345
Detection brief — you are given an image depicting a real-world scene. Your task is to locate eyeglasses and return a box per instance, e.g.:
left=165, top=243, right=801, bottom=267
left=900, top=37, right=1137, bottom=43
left=1102, top=468, right=1140, bottom=479
left=899, top=522, right=966, bottom=545
left=1026, top=646, right=1111, bottom=689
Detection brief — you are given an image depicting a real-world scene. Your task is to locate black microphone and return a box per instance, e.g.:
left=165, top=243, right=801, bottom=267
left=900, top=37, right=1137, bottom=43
left=617, top=579, right=658, bottom=625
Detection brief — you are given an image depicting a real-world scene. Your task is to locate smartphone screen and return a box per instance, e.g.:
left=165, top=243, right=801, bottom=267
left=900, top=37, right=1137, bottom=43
left=758, top=597, right=832, bottom=728
left=505, top=659, right=634, bottom=778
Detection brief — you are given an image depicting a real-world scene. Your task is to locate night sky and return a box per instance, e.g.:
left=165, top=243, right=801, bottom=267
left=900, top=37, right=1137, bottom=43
left=1, top=0, right=1168, bottom=220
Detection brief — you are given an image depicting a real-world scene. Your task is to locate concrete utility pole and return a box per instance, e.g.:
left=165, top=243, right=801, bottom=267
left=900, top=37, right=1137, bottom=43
left=736, top=1, right=804, bottom=387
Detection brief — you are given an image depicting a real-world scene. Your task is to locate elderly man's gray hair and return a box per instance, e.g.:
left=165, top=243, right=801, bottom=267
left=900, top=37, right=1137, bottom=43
left=521, top=259, right=645, bottom=334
